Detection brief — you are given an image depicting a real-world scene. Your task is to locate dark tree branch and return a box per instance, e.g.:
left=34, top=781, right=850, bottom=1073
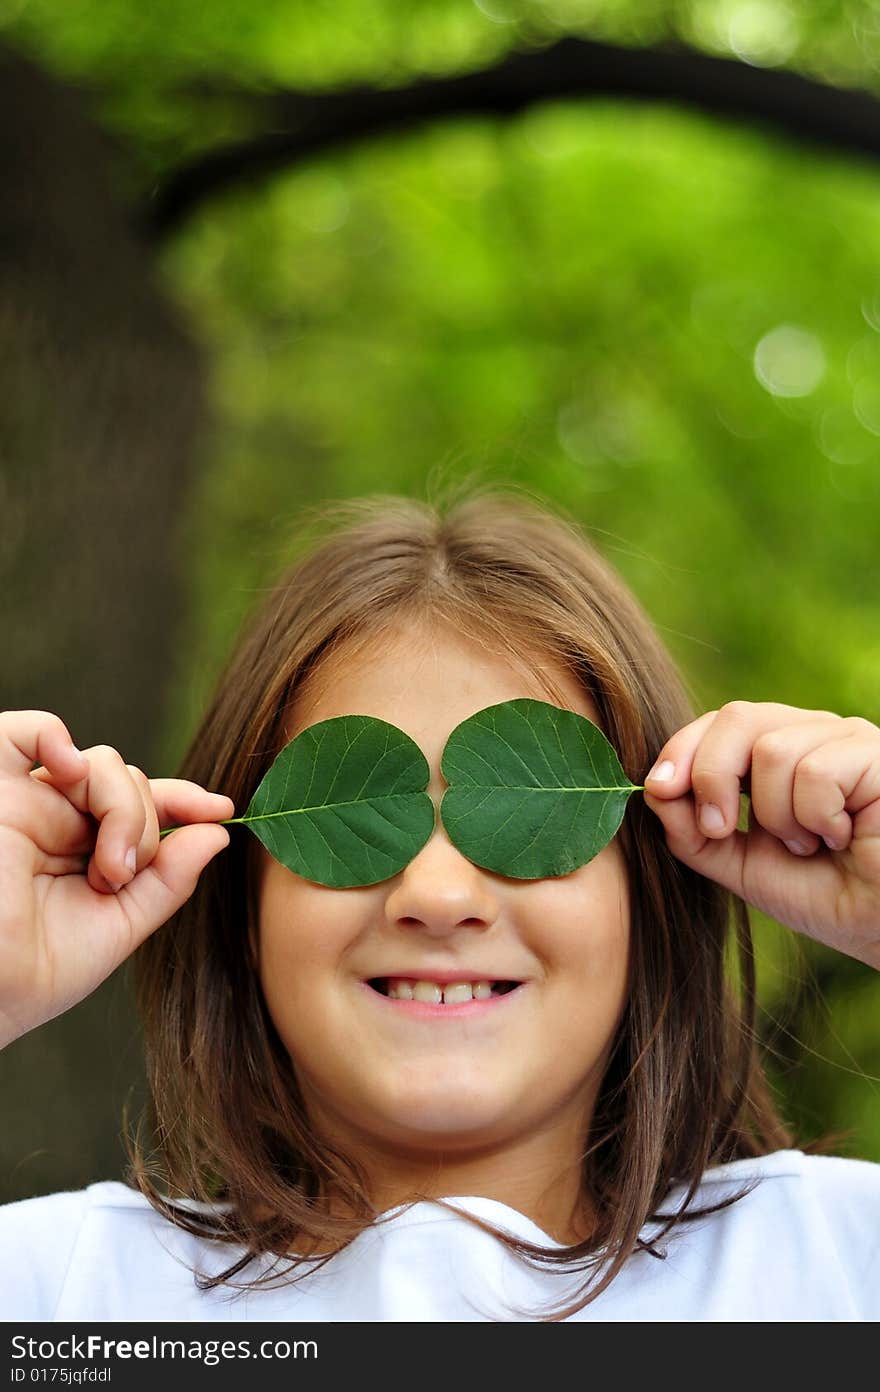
left=143, top=34, right=880, bottom=241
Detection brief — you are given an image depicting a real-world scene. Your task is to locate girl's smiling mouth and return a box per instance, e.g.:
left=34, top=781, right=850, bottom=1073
left=363, top=977, right=526, bottom=1017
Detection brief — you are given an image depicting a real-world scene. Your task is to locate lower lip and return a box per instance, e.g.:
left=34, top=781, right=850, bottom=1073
left=360, top=982, right=527, bottom=1019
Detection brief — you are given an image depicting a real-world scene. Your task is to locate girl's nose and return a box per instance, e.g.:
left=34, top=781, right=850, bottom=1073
left=382, top=829, right=501, bottom=938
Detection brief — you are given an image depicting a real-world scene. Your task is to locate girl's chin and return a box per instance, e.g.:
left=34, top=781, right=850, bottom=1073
left=358, top=1098, right=517, bottom=1149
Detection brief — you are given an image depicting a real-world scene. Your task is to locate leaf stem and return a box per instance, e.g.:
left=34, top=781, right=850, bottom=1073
left=158, top=786, right=646, bottom=840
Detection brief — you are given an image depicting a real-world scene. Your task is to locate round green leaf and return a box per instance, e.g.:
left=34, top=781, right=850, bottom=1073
left=439, top=698, right=641, bottom=879
left=240, top=714, right=435, bottom=887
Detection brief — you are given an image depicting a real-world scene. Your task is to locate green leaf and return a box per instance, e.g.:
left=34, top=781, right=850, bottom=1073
left=439, top=698, right=641, bottom=879
left=161, top=699, right=643, bottom=884
left=234, top=714, right=435, bottom=888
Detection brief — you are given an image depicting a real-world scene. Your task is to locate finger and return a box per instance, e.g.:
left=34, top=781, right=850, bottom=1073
left=0, top=709, right=89, bottom=781
left=124, top=765, right=161, bottom=873
left=643, top=710, right=719, bottom=847
left=747, top=720, right=858, bottom=856
left=75, top=745, right=148, bottom=893
left=104, top=823, right=231, bottom=942
left=644, top=792, right=845, bottom=928
left=790, top=729, right=880, bottom=852
left=27, top=770, right=234, bottom=858
left=0, top=770, right=94, bottom=856
left=89, top=777, right=235, bottom=895
left=644, top=710, right=719, bottom=796
left=644, top=780, right=727, bottom=864
left=148, top=779, right=235, bottom=828
left=660, top=702, right=844, bottom=839
left=49, top=823, right=231, bottom=973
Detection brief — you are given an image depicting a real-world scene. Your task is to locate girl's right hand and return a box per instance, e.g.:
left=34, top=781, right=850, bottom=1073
left=0, top=710, right=234, bottom=1050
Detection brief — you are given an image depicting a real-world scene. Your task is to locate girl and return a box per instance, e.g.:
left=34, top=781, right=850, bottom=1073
left=1, top=485, right=879, bottom=1321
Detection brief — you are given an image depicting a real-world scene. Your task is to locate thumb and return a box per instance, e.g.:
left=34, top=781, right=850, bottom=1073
left=115, top=824, right=230, bottom=948
left=645, top=787, right=750, bottom=898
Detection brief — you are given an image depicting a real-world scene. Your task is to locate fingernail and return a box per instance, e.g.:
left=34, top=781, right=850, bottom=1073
left=647, top=760, right=675, bottom=783
left=785, top=839, right=810, bottom=855
left=125, top=846, right=137, bottom=875
left=106, top=878, right=123, bottom=893
left=700, top=803, right=725, bottom=833
left=71, top=745, right=88, bottom=765
left=822, top=834, right=842, bottom=852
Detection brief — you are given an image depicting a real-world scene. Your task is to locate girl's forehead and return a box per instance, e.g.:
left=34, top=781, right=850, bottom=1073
left=285, top=621, right=603, bottom=741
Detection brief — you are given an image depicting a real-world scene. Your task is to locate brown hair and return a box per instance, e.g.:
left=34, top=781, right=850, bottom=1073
left=125, top=478, right=794, bottom=1319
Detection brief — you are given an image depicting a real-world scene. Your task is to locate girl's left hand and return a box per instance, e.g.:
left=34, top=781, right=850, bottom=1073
left=643, top=702, right=880, bottom=969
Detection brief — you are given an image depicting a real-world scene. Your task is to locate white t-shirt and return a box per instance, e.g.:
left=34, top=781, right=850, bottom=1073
left=2, top=1149, right=879, bottom=1321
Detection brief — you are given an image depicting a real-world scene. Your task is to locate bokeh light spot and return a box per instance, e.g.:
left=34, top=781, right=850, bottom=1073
left=816, top=406, right=876, bottom=466
left=725, top=1, right=798, bottom=66
left=753, top=325, right=826, bottom=397
left=472, top=0, right=520, bottom=24
left=852, top=378, right=880, bottom=437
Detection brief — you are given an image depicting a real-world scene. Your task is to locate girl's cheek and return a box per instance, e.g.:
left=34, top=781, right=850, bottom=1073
left=258, top=878, right=360, bottom=989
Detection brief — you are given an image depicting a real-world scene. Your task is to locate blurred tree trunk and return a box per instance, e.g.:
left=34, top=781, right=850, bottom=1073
left=0, top=48, right=205, bottom=1201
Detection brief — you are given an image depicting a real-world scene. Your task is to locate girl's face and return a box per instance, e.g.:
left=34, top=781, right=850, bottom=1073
left=257, top=619, right=631, bottom=1173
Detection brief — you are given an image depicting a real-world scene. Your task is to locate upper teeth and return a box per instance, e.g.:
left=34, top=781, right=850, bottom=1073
left=387, top=979, right=494, bottom=1003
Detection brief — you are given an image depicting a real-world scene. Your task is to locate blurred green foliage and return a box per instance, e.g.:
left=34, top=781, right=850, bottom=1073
left=3, top=0, right=880, bottom=1159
